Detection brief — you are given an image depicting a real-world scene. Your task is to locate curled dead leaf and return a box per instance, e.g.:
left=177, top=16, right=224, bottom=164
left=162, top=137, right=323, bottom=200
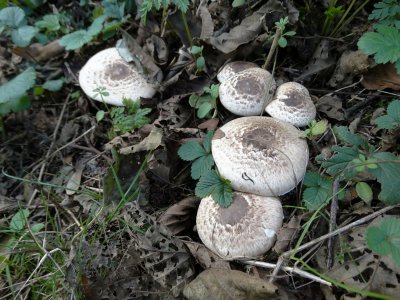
left=183, top=241, right=231, bottom=270
left=272, top=215, right=301, bottom=254
left=316, top=95, right=345, bottom=120
left=361, top=63, right=400, bottom=91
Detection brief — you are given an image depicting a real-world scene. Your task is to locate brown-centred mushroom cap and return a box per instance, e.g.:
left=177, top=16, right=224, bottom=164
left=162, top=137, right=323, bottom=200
left=79, top=47, right=156, bottom=106
left=217, top=61, right=259, bottom=83
left=196, top=192, right=283, bottom=260
left=212, top=116, right=308, bottom=196
left=219, top=68, right=276, bottom=116
left=265, top=82, right=316, bottom=127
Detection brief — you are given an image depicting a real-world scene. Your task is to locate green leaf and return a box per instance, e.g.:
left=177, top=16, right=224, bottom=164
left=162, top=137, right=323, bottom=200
left=196, top=56, right=205, bottom=71
left=358, top=26, right=400, bottom=64
left=59, top=30, right=92, bottom=50
left=178, top=141, right=207, bottom=161
left=43, top=79, right=64, bottom=91
left=35, top=14, right=60, bottom=32
left=191, top=154, right=214, bottom=179
left=232, top=0, right=245, bottom=7
left=96, top=110, right=105, bottom=122
left=171, top=0, right=189, bottom=13
left=0, top=7, right=25, bottom=28
left=318, top=145, right=360, bottom=179
left=188, top=94, right=200, bottom=108
left=302, top=171, right=334, bottom=211
left=195, top=170, right=233, bottom=207
left=375, top=99, right=400, bottom=129
left=366, top=217, right=400, bottom=266
left=11, top=25, right=37, bottom=47
left=202, top=130, right=214, bottom=153
left=197, top=102, right=212, bottom=118
left=369, top=152, right=400, bottom=204
left=87, top=15, right=106, bottom=36
left=31, top=223, right=45, bottom=233
left=0, top=67, right=36, bottom=104
left=190, top=45, right=203, bottom=55
left=284, top=31, right=296, bottom=36
left=333, top=126, right=367, bottom=147
left=356, top=182, right=373, bottom=204
left=278, top=36, right=287, bottom=48
left=207, top=84, right=220, bottom=99
left=9, top=209, right=30, bottom=231
left=310, top=119, right=328, bottom=136
left=0, top=95, right=31, bottom=115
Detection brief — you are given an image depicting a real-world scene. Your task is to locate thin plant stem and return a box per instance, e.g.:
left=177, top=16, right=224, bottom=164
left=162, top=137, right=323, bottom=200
left=262, top=27, right=281, bottom=70
left=330, top=0, right=356, bottom=36
left=180, top=11, right=193, bottom=48
left=331, top=0, right=370, bottom=37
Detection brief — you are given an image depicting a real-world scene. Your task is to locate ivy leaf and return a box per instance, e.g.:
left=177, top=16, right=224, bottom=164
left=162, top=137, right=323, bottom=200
left=178, top=141, right=207, bottom=161
left=191, top=154, right=214, bottom=180
left=0, top=7, right=25, bottom=28
left=369, top=152, right=400, bottom=204
left=59, top=30, right=92, bottom=50
left=333, top=126, right=368, bottom=148
left=357, top=26, right=400, bottom=65
left=9, top=209, right=30, bottom=231
left=375, top=99, right=400, bottom=129
left=11, top=25, right=37, bottom=47
left=366, top=217, right=400, bottom=266
left=195, top=170, right=233, bottom=207
left=0, top=67, right=36, bottom=104
left=302, top=171, right=334, bottom=211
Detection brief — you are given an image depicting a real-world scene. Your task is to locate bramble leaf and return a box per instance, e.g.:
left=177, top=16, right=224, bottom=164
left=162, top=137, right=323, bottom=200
left=366, top=217, right=400, bottom=266
left=317, top=145, right=360, bottom=179
left=375, top=99, right=400, bottom=129
left=178, top=141, right=207, bottom=161
left=333, top=126, right=368, bottom=147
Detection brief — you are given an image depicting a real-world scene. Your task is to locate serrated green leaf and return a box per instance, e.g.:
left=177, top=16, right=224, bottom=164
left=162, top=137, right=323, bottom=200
left=178, top=141, right=207, bottom=161
left=0, top=67, right=36, bottom=104
left=195, top=170, right=233, bottom=207
left=43, top=79, right=64, bottom=91
left=208, top=84, right=219, bottom=99
left=0, top=95, right=31, bottom=115
left=356, top=182, right=373, bottom=204
left=171, top=0, right=189, bottom=13
left=310, top=119, right=328, bottom=136
left=197, top=102, right=212, bottom=118
left=59, top=30, right=92, bottom=50
left=11, top=25, right=37, bottom=47
left=191, top=154, right=214, bottom=179
left=302, top=171, right=333, bottom=211
left=366, top=217, right=400, bottom=266
left=376, top=115, right=397, bottom=129
left=333, top=126, right=367, bottom=147
left=10, top=209, right=29, bottom=231
left=376, top=99, right=400, bottom=129
left=369, top=152, right=400, bottom=204
left=0, top=7, right=25, bottom=28
left=35, top=14, right=60, bottom=32
left=211, top=179, right=233, bottom=208
left=202, top=130, right=214, bottom=153
left=318, top=145, right=360, bottom=179
left=358, top=26, right=400, bottom=64
left=87, top=15, right=106, bottom=36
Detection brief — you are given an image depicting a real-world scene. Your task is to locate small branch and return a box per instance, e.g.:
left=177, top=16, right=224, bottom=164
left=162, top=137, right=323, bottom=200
left=262, top=27, right=281, bottom=70
left=242, top=260, right=332, bottom=287
left=326, top=178, right=340, bottom=269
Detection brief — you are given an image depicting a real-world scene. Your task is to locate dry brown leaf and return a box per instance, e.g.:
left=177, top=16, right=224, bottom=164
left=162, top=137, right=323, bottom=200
left=361, top=63, right=400, bottom=90
left=145, top=35, right=169, bottom=63
left=158, top=196, right=200, bottom=235
left=316, top=95, right=345, bottom=120
left=198, top=6, right=214, bottom=39
left=13, top=40, right=64, bottom=61
left=272, top=215, right=301, bottom=254
left=119, top=126, right=163, bottom=155
left=183, top=241, right=231, bottom=270
left=66, top=163, right=84, bottom=195
left=198, top=118, right=219, bottom=130
left=183, top=268, right=277, bottom=300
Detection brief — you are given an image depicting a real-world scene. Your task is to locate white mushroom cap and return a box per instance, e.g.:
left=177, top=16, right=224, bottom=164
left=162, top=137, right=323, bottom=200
left=219, top=68, right=276, bottom=116
left=212, top=116, right=308, bottom=196
left=217, top=61, right=259, bottom=83
left=266, top=82, right=316, bottom=127
left=79, top=47, right=156, bottom=106
left=196, top=192, right=283, bottom=260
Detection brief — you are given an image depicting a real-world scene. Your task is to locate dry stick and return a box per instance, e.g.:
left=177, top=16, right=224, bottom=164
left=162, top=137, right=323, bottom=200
left=242, top=260, right=332, bottom=286
left=269, top=204, right=398, bottom=283
left=262, top=27, right=281, bottom=70
left=27, top=95, right=70, bottom=206
left=326, top=178, right=340, bottom=269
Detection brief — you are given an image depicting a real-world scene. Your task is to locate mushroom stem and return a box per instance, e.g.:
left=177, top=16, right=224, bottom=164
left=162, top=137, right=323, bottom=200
left=262, top=27, right=281, bottom=70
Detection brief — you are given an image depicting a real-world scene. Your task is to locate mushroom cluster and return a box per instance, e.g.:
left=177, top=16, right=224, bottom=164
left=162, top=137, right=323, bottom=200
left=196, top=62, right=315, bottom=260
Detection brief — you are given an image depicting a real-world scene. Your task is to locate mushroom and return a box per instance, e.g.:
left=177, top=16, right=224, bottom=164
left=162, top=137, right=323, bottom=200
left=212, top=116, right=308, bottom=196
left=79, top=47, right=156, bottom=106
left=218, top=68, right=276, bottom=116
left=196, top=192, right=283, bottom=259
left=217, top=61, right=259, bottom=83
left=265, top=82, right=316, bottom=127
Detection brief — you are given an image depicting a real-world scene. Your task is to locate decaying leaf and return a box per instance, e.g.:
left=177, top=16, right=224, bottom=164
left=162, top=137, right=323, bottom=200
left=328, top=50, right=370, bottom=87
left=198, top=6, right=214, bottom=40
left=119, top=126, right=163, bottom=155
left=145, top=35, right=169, bottom=64
left=183, top=268, right=277, bottom=300
left=315, top=215, right=400, bottom=299
left=66, top=161, right=85, bottom=195
left=361, top=63, right=400, bottom=90
left=316, top=95, right=345, bottom=120
left=272, top=215, right=301, bottom=254
left=158, top=196, right=200, bottom=235
left=183, top=241, right=231, bottom=270
left=13, top=40, right=64, bottom=61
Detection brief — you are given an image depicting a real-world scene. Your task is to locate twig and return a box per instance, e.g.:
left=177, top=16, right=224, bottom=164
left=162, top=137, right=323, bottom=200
left=242, top=260, right=332, bottom=286
left=326, top=178, right=340, bottom=269
left=269, top=204, right=398, bottom=282
left=262, top=27, right=281, bottom=70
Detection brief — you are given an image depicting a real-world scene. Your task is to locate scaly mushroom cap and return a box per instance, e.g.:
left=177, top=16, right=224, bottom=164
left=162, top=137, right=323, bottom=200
left=265, top=82, right=316, bottom=127
left=219, top=68, right=276, bottom=116
left=217, top=61, right=259, bottom=83
left=196, top=192, right=283, bottom=259
left=79, top=47, right=156, bottom=106
left=212, top=116, right=308, bottom=196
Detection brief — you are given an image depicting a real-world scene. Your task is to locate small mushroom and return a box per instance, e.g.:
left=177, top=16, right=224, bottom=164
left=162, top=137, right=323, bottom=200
left=217, top=61, right=259, bottom=83
left=265, top=82, right=316, bottom=127
left=196, top=192, right=283, bottom=259
left=79, top=47, right=156, bottom=106
left=218, top=68, right=276, bottom=116
left=212, top=116, right=308, bottom=196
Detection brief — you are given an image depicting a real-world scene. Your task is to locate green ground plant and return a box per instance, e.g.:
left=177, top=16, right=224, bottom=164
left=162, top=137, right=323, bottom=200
left=188, top=84, right=219, bottom=119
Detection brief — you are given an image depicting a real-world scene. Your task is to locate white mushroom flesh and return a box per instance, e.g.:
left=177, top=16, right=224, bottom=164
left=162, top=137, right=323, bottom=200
left=196, top=192, right=283, bottom=260
left=212, top=116, right=308, bottom=196
left=266, top=82, right=316, bottom=127
left=219, top=68, right=276, bottom=116
left=79, top=47, right=156, bottom=106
